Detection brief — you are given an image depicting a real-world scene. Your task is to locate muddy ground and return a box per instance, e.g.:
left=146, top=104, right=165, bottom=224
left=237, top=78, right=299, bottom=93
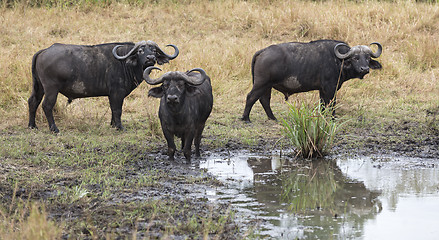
left=335, top=119, right=439, bottom=159
left=1, top=118, right=438, bottom=239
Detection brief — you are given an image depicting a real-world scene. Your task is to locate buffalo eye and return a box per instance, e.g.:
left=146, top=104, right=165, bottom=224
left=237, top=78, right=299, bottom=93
left=163, top=82, right=169, bottom=89
left=177, top=82, right=185, bottom=90
left=138, top=49, right=144, bottom=55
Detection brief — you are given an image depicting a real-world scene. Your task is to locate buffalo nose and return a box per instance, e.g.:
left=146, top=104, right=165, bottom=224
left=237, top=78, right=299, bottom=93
left=360, top=67, right=369, bottom=73
left=146, top=55, right=156, bottom=62
left=167, top=95, right=179, bottom=104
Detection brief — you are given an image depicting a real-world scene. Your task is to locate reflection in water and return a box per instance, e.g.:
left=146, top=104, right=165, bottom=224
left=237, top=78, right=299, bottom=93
left=280, top=160, right=339, bottom=213
left=337, top=156, right=439, bottom=240
left=199, top=152, right=439, bottom=239
left=281, top=160, right=382, bottom=238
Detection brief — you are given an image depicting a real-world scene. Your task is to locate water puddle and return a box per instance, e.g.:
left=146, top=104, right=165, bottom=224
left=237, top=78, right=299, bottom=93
left=198, top=151, right=439, bottom=239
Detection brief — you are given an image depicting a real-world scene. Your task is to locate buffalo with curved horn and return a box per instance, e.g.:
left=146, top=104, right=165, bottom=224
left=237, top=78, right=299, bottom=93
left=144, top=66, right=213, bottom=162
left=28, top=40, right=179, bottom=133
left=242, top=40, right=382, bottom=122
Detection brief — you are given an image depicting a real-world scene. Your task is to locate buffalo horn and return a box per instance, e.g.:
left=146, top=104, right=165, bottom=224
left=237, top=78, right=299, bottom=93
left=334, top=43, right=353, bottom=60
left=112, top=40, right=147, bottom=60
left=369, top=42, right=382, bottom=58
left=147, top=40, right=179, bottom=60
left=183, top=68, right=208, bottom=85
left=143, top=66, right=164, bottom=85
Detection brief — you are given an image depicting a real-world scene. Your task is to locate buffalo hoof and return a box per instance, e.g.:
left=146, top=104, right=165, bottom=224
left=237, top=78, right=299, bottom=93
left=184, top=151, right=191, bottom=162
left=28, top=124, right=38, bottom=130
left=111, top=123, right=125, bottom=131
left=241, top=116, right=251, bottom=123
left=167, top=148, right=176, bottom=161
left=50, top=126, right=59, bottom=134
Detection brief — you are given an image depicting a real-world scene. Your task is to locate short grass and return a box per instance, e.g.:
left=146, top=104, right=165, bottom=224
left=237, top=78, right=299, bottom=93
left=0, top=128, right=239, bottom=239
left=1, top=0, right=439, bottom=238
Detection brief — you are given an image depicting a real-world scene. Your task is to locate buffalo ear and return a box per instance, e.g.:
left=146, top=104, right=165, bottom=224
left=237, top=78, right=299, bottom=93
left=369, top=59, right=382, bottom=69
left=156, top=56, right=169, bottom=65
left=148, top=87, right=164, bottom=98
left=186, top=85, right=198, bottom=95
left=126, top=56, right=138, bottom=66
left=342, top=58, right=352, bottom=68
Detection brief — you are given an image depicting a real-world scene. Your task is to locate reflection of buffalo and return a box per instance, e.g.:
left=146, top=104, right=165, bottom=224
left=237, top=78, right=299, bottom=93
left=28, top=41, right=179, bottom=133
left=248, top=157, right=381, bottom=212
left=144, top=67, right=213, bottom=162
left=246, top=156, right=381, bottom=238
left=242, top=40, right=382, bottom=122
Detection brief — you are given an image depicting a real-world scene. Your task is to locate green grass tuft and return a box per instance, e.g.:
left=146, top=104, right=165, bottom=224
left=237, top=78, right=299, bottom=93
left=281, top=102, right=340, bottom=158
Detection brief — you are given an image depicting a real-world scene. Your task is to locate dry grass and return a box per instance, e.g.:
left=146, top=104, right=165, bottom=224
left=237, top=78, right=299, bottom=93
left=0, top=185, right=62, bottom=240
left=1, top=0, right=438, bottom=131
left=1, top=1, right=439, bottom=238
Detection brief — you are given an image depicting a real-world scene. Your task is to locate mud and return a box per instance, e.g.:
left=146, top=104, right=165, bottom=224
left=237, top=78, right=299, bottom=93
left=1, top=119, right=438, bottom=239
left=200, top=119, right=439, bottom=238
left=0, top=146, right=240, bottom=239
left=334, top=120, right=439, bottom=159
left=197, top=117, right=439, bottom=239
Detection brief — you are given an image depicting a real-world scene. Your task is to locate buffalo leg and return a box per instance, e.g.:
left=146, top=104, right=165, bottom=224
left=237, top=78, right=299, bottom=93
left=181, top=134, right=185, bottom=150
left=319, top=89, right=336, bottom=116
left=108, top=96, right=124, bottom=130
left=41, top=91, right=59, bottom=133
left=28, top=86, right=44, bottom=129
left=194, top=124, right=205, bottom=157
left=163, top=129, right=176, bottom=161
left=183, top=133, right=195, bottom=162
left=242, top=86, right=271, bottom=122
left=259, top=88, right=276, bottom=120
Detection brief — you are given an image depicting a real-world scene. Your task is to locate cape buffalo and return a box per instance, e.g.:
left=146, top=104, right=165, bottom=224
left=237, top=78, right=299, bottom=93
left=28, top=40, right=179, bottom=133
left=241, top=39, right=382, bottom=122
left=143, top=67, right=213, bottom=162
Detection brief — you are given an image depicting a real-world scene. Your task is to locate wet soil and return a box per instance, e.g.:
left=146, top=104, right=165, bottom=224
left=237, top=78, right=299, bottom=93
left=1, top=118, right=438, bottom=239
left=0, top=144, right=241, bottom=239
left=334, top=120, right=439, bottom=159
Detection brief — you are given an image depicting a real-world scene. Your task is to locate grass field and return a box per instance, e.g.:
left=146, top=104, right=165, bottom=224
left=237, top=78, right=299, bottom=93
left=1, top=0, right=438, bottom=131
left=0, top=0, right=438, bottom=238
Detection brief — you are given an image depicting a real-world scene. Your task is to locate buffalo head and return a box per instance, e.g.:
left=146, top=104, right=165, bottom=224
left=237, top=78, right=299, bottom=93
left=334, top=42, right=382, bottom=79
left=112, top=40, right=179, bottom=68
left=143, top=66, right=208, bottom=109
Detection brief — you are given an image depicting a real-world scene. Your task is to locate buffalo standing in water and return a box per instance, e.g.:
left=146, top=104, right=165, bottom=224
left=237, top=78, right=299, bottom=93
left=144, top=67, right=213, bottom=162
left=28, top=40, right=179, bottom=133
left=242, top=40, right=382, bottom=122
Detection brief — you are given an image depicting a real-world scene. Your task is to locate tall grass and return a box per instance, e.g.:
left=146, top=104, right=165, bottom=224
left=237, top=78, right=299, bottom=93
left=0, top=0, right=438, bottom=132
left=0, top=1, right=438, bottom=238
left=281, top=102, right=339, bottom=158
left=0, top=186, right=62, bottom=240
left=1, top=0, right=145, bottom=8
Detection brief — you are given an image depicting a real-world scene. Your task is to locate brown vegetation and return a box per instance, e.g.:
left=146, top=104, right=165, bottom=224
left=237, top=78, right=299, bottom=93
left=0, top=0, right=438, bottom=131
left=1, top=0, right=438, bottom=239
